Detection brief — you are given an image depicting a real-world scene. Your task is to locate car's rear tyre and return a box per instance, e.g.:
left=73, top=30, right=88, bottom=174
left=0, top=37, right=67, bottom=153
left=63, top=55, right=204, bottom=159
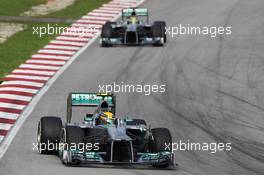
left=101, top=21, right=114, bottom=47
left=154, top=21, right=167, bottom=43
left=37, top=116, right=62, bottom=154
left=150, top=128, right=172, bottom=168
left=151, top=23, right=164, bottom=46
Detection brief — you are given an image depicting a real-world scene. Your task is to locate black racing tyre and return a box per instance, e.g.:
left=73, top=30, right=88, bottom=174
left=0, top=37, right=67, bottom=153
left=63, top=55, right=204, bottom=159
left=37, top=116, right=62, bottom=154
left=150, top=128, right=172, bottom=152
left=126, top=119, right=147, bottom=126
left=154, top=21, right=167, bottom=43
left=151, top=23, right=164, bottom=46
left=65, top=125, right=83, bottom=165
left=65, top=125, right=83, bottom=146
left=150, top=128, right=172, bottom=168
left=101, top=21, right=113, bottom=38
left=101, top=21, right=114, bottom=47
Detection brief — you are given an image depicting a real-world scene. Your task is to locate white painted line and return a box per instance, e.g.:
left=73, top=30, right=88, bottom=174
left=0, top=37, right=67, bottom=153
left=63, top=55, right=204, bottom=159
left=6, top=75, right=50, bottom=81
left=0, top=94, right=32, bottom=102
left=0, top=124, right=13, bottom=131
left=38, top=49, right=75, bottom=55
left=0, top=136, right=4, bottom=143
left=67, top=27, right=99, bottom=33
left=56, top=36, right=90, bottom=42
left=103, top=4, right=130, bottom=8
left=71, top=23, right=102, bottom=29
left=112, top=0, right=137, bottom=2
left=61, top=32, right=95, bottom=38
left=88, top=12, right=118, bottom=17
left=0, top=112, right=19, bottom=120
left=0, top=87, right=38, bottom=94
left=82, top=16, right=112, bottom=21
left=110, top=1, right=136, bottom=6
left=100, top=7, right=122, bottom=12
left=0, top=103, right=25, bottom=110
left=13, top=69, right=55, bottom=76
left=2, top=81, right=44, bottom=87
left=26, top=60, right=66, bottom=65
left=32, top=54, right=70, bottom=60
left=76, top=19, right=106, bottom=25
left=20, top=64, right=61, bottom=70
left=50, top=40, right=85, bottom=47
left=44, top=45, right=80, bottom=51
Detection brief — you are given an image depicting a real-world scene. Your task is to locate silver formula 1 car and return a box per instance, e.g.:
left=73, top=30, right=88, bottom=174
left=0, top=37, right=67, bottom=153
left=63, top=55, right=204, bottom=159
left=100, top=8, right=167, bottom=47
left=37, top=93, right=174, bottom=168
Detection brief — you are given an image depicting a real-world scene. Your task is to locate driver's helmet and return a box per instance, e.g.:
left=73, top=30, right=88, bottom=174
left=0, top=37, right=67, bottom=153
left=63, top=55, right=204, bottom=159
left=99, top=111, right=113, bottom=124
left=99, top=100, right=109, bottom=112
left=130, top=11, right=138, bottom=24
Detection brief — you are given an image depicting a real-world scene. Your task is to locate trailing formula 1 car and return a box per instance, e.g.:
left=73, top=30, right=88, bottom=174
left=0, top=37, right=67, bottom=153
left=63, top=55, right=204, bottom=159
left=100, top=8, right=167, bottom=47
left=37, top=93, right=174, bottom=168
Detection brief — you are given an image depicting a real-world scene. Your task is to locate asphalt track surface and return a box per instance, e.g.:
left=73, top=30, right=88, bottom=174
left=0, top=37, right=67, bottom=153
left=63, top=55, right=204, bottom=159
left=1, top=0, right=264, bottom=174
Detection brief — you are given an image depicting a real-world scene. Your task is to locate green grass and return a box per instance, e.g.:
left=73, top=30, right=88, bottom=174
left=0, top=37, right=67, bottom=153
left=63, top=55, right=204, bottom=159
left=45, top=0, right=111, bottom=19
left=0, top=0, right=111, bottom=79
left=0, top=0, right=46, bottom=16
left=0, top=23, right=68, bottom=78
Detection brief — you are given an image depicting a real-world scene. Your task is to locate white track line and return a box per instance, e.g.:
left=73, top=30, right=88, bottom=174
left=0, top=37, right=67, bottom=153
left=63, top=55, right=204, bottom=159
left=38, top=49, right=75, bottom=55
left=66, top=27, right=99, bottom=33
left=13, top=69, right=55, bottom=76
left=32, top=54, right=70, bottom=60
left=2, top=81, right=44, bottom=87
left=44, top=45, right=81, bottom=51
left=76, top=19, right=106, bottom=25
left=71, top=23, right=102, bottom=29
left=0, top=103, right=25, bottom=110
left=88, top=12, right=118, bottom=17
left=0, top=87, right=38, bottom=94
left=0, top=136, right=4, bottom=143
left=61, top=32, right=95, bottom=38
left=0, top=94, right=32, bottom=102
left=20, top=64, right=61, bottom=70
left=0, top=112, right=19, bottom=120
left=82, top=16, right=112, bottom=21
left=98, top=7, right=121, bottom=11
left=6, top=75, right=50, bottom=81
left=0, top=124, right=13, bottom=131
left=26, top=60, right=66, bottom=65
left=50, top=40, right=85, bottom=47
left=103, top=4, right=130, bottom=8
left=56, top=36, right=90, bottom=42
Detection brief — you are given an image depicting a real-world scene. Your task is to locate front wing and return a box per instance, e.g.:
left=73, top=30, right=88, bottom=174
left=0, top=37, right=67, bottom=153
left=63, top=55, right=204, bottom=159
left=61, top=150, right=174, bottom=167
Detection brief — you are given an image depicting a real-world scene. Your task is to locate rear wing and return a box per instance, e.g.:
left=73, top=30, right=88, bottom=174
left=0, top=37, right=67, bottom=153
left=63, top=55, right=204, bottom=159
left=122, top=8, right=149, bottom=22
left=67, top=93, right=116, bottom=123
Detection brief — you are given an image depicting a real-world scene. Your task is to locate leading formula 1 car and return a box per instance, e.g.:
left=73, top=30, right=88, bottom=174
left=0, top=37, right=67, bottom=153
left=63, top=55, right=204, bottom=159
left=37, top=93, right=174, bottom=168
left=100, top=8, right=167, bottom=47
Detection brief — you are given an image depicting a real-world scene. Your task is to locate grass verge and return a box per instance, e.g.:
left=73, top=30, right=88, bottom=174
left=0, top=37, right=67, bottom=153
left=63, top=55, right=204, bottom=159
left=0, top=0, right=46, bottom=16
left=0, top=23, right=68, bottom=78
left=0, top=0, right=110, bottom=79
